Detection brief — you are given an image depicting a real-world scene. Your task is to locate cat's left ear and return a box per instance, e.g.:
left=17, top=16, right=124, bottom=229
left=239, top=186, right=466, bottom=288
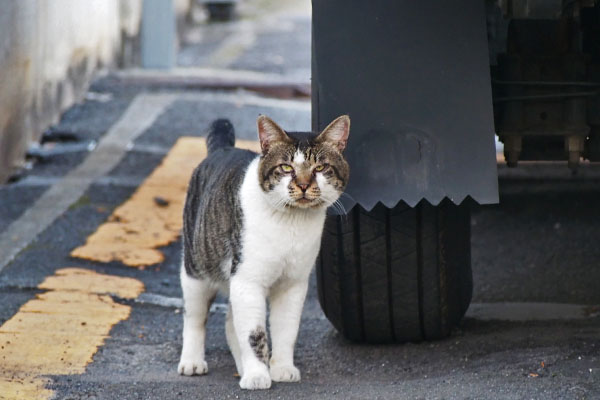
left=257, top=115, right=291, bottom=154
left=316, top=115, right=350, bottom=152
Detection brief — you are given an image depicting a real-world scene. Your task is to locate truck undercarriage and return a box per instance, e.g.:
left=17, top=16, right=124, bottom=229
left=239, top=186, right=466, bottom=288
left=313, top=0, right=600, bottom=343
left=490, top=0, right=600, bottom=169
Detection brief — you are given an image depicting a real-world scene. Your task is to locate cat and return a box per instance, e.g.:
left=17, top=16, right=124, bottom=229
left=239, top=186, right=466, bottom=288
left=178, top=114, right=350, bottom=390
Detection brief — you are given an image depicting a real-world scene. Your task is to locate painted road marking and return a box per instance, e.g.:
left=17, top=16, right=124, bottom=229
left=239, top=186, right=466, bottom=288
left=0, top=93, right=177, bottom=273
left=467, top=302, right=600, bottom=321
left=136, top=292, right=600, bottom=322
left=207, top=22, right=257, bottom=68
left=132, top=290, right=600, bottom=323
left=71, top=137, right=261, bottom=267
left=0, top=268, right=144, bottom=399
left=0, top=90, right=307, bottom=273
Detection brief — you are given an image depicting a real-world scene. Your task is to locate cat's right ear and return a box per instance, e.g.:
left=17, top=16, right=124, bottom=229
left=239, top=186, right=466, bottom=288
left=257, top=115, right=290, bottom=154
left=316, top=115, right=350, bottom=152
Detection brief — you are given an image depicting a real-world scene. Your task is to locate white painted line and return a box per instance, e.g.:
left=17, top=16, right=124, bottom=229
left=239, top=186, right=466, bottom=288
left=137, top=293, right=183, bottom=309
left=129, top=143, right=171, bottom=155
left=132, top=295, right=600, bottom=322
left=0, top=93, right=177, bottom=272
left=135, top=293, right=227, bottom=314
left=467, top=302, right=600, bottom=321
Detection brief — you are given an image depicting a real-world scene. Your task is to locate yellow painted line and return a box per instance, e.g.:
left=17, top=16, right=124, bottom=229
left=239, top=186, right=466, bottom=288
left=71, top=137, right=261, bottom=267
left=0, top=268, right=144, bottom=399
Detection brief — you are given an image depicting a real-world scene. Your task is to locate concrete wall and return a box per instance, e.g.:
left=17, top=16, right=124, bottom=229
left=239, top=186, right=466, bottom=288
left=0, top=0, right=190, bottom=183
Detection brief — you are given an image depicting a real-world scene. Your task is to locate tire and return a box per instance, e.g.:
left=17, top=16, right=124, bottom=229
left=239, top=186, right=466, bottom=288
left=317, top=200, right=472, bottom=343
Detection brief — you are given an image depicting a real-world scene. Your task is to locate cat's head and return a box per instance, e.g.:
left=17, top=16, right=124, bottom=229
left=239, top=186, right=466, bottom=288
left=257, top=115, right=350, bottom=210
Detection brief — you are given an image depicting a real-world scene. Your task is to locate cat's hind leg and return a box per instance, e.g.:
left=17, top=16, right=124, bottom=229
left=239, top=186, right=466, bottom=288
left=178, top=265, right=217, bottom=376
left=225, top=303, right=243, bottom=376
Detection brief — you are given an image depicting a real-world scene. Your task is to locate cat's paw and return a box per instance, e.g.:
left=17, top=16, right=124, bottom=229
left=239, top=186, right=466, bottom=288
left=178, top=358, right=208, bottom=376
left=270, top=364, right=301, bottom=382
left=239, top=367, right=272, bottom=390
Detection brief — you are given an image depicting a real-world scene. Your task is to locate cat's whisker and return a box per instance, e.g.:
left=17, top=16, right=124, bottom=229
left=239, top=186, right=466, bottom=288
left=339, top=192, right=355, bottom=202
left=335, top=194, right=353, bottom=223
left=267, top=195, right=292, bottom=212
left=320, top=194, right=342, bottom=215
left=333, top=200, right=347, bottom=215
left=318, top=194, right=349, bottom=223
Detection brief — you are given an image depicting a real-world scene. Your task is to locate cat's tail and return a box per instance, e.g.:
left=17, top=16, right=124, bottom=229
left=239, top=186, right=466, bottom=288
left=206, top=119, right=235, bottom=153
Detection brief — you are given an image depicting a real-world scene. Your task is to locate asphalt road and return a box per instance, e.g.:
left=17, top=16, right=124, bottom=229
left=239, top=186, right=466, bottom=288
left=1, top=1, right=599, bottom=399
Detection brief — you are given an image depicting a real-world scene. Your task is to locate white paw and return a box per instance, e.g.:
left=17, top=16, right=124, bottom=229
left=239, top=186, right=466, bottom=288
left=239, top=367, right=272, bottom=390
left=178, top=358, right=208, bottom=376
left=270, top=364, right=301, bottom=382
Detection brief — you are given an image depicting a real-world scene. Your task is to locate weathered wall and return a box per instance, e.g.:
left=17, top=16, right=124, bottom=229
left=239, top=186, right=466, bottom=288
left=0, top=0, right=190, bottom=183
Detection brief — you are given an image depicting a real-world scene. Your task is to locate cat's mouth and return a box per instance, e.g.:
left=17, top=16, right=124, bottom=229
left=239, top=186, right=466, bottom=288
left=293, top=196, right=324, bottom=208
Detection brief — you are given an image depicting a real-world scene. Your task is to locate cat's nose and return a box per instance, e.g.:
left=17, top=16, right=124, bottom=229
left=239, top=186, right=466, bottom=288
left=297, top=183, right=309, bottom=192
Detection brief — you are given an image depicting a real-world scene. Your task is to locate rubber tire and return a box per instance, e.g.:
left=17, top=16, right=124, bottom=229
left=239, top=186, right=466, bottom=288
left=317, top=200, right=472, bottom=343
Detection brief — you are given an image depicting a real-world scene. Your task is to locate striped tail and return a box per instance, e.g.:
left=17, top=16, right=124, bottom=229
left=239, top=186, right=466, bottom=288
left=206, top=119, right=235, bottom=153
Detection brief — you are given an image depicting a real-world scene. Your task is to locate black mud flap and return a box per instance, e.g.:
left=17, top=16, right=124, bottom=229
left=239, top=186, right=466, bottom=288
left=312, top=0, right=499, bottom=210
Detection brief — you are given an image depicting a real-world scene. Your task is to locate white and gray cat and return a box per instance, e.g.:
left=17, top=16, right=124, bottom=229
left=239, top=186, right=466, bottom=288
left=178, top=115, right=350, bottom=390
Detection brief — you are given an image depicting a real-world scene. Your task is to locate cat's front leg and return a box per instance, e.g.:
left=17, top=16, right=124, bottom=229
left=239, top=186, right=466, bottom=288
left=268, top=278, right=309, bottom=382
left=230, top=276, right=271, bottom=390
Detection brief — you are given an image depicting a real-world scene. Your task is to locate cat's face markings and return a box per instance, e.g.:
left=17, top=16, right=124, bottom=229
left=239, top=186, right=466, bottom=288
left=257, top=115, right=350, bottom=210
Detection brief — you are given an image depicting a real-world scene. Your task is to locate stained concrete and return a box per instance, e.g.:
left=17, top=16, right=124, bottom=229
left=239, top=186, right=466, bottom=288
left=0, top=0, right=193, bottom=183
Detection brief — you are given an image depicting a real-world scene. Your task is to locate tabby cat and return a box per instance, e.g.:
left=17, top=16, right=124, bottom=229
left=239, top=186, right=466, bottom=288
left=178, top=115, right=350, bottom=390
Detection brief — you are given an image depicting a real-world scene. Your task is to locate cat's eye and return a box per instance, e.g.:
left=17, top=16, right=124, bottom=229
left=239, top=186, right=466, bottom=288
left=280, top=164, right=294, bottom=173
left=314, top=164, right=327, bottom=172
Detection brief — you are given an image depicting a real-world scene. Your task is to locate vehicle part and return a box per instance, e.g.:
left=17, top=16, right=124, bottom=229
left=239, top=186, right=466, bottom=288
left=317, top=201, right=472, bottom=343
left=312, top=0, right=494, bottom=343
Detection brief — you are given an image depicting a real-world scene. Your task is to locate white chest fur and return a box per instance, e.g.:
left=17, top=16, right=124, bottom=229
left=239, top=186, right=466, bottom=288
left=238, top=158, right=326, bottom=284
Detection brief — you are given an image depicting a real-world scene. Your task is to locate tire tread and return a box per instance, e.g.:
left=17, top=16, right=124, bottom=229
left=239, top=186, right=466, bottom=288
left=318, top=200, right=471, bottom=343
